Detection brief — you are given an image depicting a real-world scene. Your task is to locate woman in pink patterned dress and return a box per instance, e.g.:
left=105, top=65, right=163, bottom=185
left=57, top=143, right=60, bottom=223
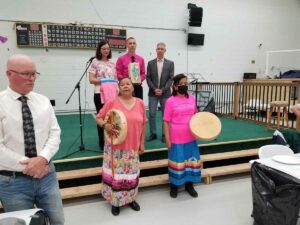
left=89, top=40, right=117, bottom=151
left=96, top=78, right=146, bottom=216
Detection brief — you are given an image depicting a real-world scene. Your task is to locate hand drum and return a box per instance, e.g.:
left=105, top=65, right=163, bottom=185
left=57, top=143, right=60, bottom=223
left=104, top=109, right=128, bottom=145
left=189, top=112, right=221, bottom=141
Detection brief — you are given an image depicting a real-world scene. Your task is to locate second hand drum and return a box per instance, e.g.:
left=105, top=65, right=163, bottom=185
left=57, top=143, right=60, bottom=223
left=189, top=112, right=222, bottom=141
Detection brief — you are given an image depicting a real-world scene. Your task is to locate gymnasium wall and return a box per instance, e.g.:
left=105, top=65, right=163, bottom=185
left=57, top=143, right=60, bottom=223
left=0, top=0, right=299, bottom=112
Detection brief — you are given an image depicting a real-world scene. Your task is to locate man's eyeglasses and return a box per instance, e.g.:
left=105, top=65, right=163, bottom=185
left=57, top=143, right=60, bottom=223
left=10, top=70, right=40, bottom=79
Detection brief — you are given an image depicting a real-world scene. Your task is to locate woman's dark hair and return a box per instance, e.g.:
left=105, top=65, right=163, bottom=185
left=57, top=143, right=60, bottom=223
left=96, top=40, right=112, bottom=60
left=172, top=73, right=189, bottom=97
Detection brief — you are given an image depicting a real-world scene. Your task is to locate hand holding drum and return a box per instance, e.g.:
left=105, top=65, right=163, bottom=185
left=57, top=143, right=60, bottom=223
left=189, top=112, right=222, bottom=141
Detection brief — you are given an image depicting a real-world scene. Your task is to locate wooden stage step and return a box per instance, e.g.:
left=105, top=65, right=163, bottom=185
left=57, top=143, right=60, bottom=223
left=57, top=167, right=102, bottom=181
left=57, top=148, right=258, bottom=200
left=60, top=174, right=170, bottom=200
left=61, top=184, right=102, bottom=200
left=60, top=163, right=253, bottom=200
left=56, top=159, right=168, bottom=181
left=56, top=148, right=258, bottom=181
left=201, top=148, right=258, bottom=162
left=205, top=163, right=251, bottom=184
left=60, top=174, right=171, bottom=200
left=60, top=172, right=210, bottom=200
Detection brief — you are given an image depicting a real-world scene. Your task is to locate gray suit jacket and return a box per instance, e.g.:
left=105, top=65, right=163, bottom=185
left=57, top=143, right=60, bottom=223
left=146, top=58, right=174, bottom=98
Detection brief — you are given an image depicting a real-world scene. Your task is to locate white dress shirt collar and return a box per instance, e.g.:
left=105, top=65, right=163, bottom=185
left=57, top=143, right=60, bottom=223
left=7, top=87, right=32, bottom=101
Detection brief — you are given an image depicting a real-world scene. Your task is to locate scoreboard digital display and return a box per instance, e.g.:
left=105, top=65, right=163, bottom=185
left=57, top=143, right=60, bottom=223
left=15, top=22, right=127, bottom=50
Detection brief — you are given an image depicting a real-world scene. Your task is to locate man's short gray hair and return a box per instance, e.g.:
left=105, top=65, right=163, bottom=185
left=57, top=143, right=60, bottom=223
left=156, top=42, right=166, bottom=48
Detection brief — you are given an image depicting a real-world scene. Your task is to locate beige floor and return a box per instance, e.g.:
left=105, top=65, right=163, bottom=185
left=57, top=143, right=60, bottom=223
left=63, top=174, right=300, bottom=225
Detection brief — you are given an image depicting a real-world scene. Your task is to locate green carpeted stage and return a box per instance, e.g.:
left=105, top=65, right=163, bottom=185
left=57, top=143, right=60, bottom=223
left=53, top=112, right=274, bottom=171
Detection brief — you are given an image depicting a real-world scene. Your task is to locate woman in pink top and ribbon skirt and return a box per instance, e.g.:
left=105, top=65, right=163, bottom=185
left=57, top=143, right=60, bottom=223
left=96, top=78, right=146, bottom=216
left=163, top=74, right=201, bottom=198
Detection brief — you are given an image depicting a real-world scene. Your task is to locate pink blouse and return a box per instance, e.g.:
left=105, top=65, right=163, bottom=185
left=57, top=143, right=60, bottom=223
left=88, top=59, right=116, bottom=94
left=164, top=95, right=197, bottom=144
left=97, top=97, right=146, bottom=150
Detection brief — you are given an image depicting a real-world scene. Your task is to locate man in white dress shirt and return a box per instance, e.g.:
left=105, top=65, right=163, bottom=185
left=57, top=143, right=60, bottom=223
left=0, top=54, right=64, bottom=225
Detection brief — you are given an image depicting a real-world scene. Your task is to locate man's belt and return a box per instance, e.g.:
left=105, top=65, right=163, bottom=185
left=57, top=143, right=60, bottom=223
left=0, top=170, right=25, bottom=177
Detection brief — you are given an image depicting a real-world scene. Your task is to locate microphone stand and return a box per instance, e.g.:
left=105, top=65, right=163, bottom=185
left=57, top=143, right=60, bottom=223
left=64, top=57, right=99, bottom=158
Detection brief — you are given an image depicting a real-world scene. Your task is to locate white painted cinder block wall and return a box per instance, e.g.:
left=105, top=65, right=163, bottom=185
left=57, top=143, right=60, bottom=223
left=0, top=0, right=300, bottom=112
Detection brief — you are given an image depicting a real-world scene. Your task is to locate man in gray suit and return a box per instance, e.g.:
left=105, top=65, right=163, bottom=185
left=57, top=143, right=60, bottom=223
left=146, top=42, right=174, bottom=142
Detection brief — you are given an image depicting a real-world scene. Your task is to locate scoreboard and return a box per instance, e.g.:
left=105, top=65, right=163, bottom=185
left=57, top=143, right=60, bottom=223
left=15, top=22, right=127, bottom=50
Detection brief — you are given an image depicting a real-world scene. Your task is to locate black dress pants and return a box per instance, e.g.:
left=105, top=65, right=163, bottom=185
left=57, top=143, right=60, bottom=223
left=94, top=93, right=104, bottom=150
left=134, top=84, right=143, bottom=100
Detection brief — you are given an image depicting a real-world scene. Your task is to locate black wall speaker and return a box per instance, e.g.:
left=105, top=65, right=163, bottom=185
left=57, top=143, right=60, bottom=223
left=188, top=33, right=205, bottom=45
left=243, top=73, right=256, bottom=79
left=189, top=7, right=203, bottom=26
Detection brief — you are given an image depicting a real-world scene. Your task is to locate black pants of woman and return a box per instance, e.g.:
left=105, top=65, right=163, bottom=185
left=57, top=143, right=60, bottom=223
left=94, top=93, right=104, bottom=150
left=133, top=84, right=143, bottom=100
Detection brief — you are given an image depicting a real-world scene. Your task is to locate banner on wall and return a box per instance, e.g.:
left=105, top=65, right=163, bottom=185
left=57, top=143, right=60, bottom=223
left=15, top=22, right=127, bottom=50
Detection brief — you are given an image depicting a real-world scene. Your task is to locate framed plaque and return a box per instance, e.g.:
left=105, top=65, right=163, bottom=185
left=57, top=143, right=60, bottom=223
left=128, top=62, right=141, bottom=83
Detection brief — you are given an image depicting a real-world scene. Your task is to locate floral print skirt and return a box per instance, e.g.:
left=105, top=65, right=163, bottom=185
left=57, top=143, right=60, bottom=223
left=101, top=143, right=140, bottom=207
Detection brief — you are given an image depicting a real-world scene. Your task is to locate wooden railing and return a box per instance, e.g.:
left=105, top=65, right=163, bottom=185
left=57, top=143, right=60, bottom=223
left=189, top=79, right=300, bottom=130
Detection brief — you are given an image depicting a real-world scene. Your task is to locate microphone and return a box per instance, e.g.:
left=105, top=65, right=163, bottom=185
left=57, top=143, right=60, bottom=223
left=87, top=56, right=96, bottom=63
